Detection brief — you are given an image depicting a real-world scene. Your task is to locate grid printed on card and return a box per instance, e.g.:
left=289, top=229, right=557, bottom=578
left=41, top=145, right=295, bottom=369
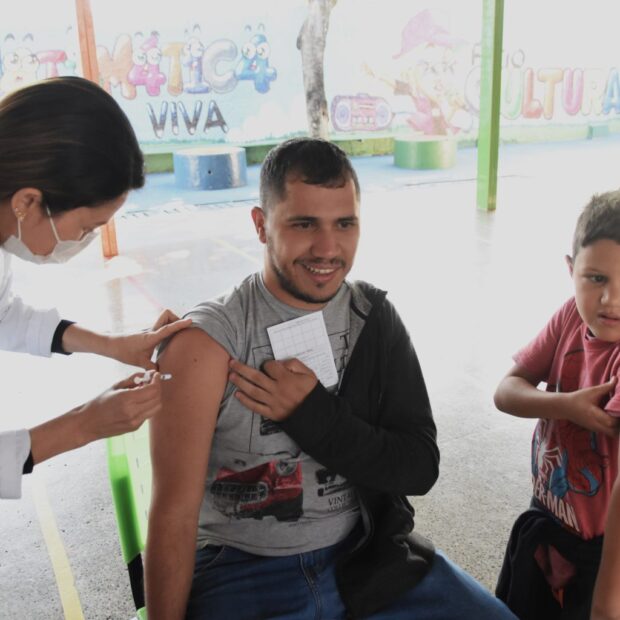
left=267, top=312, right=338, bottom=387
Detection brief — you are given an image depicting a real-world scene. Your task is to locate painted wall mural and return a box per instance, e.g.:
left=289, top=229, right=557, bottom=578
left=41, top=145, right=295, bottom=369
left=94, top=24, right=284, bottom=140
left=353, top=9, right=474, bottom=136
left=0, top=0, right=307, bottom=143
left=326, top=1, right=620, bottom=137
left=97, top=26, right=276, bottom=101
left=1, top=0, right=619, bottom=144
left=0, top=31, right=77, bottom=94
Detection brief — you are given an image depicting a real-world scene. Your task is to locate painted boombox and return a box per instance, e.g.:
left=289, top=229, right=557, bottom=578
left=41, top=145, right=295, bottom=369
left=331, top=93, right=393, bottom=132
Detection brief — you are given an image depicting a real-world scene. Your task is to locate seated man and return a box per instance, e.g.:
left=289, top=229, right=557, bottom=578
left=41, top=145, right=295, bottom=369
left=145, top=138, right=515, bottom=619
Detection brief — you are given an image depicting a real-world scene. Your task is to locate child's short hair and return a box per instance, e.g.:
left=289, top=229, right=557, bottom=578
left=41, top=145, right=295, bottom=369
left=572, top=190, right=620, bottom=258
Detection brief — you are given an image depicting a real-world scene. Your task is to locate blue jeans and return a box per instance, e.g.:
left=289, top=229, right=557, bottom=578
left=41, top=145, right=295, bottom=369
left=185, top=534, right=516, bottom=619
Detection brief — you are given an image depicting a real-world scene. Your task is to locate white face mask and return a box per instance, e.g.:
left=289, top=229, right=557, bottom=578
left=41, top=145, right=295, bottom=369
left=3, top=206, right=98, bottom=264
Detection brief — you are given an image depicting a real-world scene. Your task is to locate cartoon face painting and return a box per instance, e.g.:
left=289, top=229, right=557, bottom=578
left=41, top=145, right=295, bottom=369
left=363, top=9, right=472, bottom=136
left=234, top=31, right=277, bottom=93
left=128, top=33, right=166, bottom=96
left=412, top=45, right=457, bottom=104
left=1, top=45, right=39, bottom=93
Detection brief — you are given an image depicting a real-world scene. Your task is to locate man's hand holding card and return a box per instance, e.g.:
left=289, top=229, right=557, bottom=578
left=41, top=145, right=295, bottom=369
left=228, top=312, right=336, bottom=420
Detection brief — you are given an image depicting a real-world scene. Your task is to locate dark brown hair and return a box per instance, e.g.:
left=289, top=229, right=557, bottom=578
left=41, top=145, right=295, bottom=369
left=259, top=137, right=360, bottom=211
left=0, top=76, right=144, bottom=213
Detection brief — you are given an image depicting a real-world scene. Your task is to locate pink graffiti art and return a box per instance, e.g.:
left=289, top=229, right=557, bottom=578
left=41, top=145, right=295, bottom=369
left=364, top=9, right=472, bottom=136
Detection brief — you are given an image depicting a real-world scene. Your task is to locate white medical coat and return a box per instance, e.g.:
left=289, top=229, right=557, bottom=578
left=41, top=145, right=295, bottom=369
left=0, top=247, right=60, bottom=498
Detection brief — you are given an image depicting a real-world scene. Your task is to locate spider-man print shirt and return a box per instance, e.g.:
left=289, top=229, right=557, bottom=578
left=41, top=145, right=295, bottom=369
left=515, top=297, right=620, bottom=539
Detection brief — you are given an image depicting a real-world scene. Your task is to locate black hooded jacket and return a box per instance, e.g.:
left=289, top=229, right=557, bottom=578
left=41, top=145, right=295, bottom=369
left=280, top=281, right=440, bottom=618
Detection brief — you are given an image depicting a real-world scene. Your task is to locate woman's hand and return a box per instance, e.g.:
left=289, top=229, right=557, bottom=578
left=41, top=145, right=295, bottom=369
left=78, top=371, right=164, bottom=443
left=107, top=310, right=192, bottom=369
left=29, top=371, right=167, bottom=465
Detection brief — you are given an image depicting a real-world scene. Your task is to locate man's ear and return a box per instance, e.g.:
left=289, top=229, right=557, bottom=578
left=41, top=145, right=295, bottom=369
left=565, top=254, right=574, bottom=276
left=10, top=188, right=44, bottom=223
left=251, top=206, right=267, bottom=244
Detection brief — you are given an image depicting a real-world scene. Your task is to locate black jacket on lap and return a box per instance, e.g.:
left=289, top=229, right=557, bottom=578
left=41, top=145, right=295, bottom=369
left=496, top=505, right=603, bottom=620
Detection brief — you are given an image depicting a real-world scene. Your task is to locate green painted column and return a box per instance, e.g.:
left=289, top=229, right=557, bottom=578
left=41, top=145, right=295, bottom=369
left=476, top=0, right=504, bottom=211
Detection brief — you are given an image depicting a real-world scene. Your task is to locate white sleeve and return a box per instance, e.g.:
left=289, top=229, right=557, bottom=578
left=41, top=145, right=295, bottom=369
left=0, top=249, right=60, bottom=357
left=0, top=429, right=31, bottom=499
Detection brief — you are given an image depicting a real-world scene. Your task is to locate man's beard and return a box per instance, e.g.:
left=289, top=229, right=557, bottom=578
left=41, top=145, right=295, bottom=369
left=268, top=247, right=342, bottom=306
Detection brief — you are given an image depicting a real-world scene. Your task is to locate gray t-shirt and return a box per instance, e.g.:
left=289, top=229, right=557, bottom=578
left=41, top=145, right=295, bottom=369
left=186, top=272, right=361, bottom=555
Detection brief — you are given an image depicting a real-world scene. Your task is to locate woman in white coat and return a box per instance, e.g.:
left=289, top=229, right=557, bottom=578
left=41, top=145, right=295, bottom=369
left=0, top=77, right=190, bottom=499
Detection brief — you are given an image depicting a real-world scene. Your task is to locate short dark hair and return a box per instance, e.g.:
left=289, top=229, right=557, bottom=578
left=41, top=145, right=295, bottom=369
left=0, top=76, right=144, bottom=213
left=259, top=137, right=360, bottom=211
left=572, top=190, right=620, bottom=258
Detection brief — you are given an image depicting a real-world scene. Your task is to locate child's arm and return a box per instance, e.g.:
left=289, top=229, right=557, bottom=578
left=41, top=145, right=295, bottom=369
left=591, top=453, right=620, bottom=620
left=494, top=364, right=618, bottom=437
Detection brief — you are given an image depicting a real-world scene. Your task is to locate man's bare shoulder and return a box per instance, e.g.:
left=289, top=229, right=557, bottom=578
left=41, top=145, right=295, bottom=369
left=152, top=327, right=229, bottom=450
left=160, top=326, right=230, bottom=371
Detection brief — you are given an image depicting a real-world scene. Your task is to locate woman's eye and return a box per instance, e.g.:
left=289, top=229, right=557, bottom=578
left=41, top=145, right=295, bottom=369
left=588, top=275, right=606, bottom=284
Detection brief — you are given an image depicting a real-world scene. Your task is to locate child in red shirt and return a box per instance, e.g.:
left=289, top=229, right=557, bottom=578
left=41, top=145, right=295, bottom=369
left=495, top=190, right=620, bottom=619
